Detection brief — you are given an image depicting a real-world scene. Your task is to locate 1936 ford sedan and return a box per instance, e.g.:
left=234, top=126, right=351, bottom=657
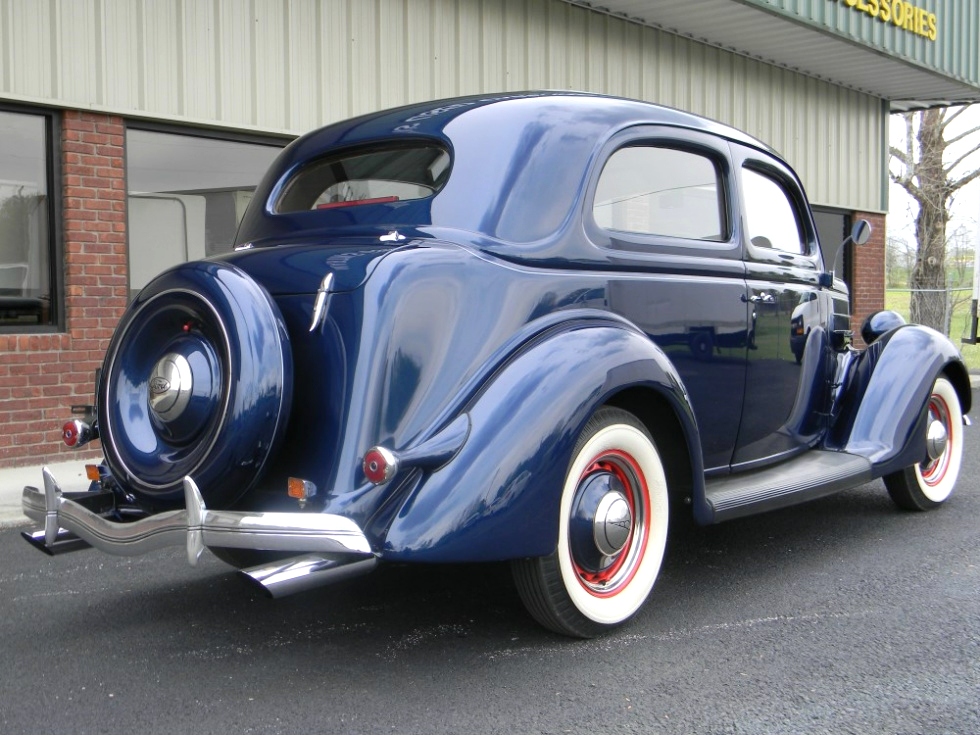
left=23, top=93, right=972, bottom=637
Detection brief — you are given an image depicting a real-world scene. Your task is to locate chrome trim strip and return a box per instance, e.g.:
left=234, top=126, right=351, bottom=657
left=23, top=468, right=374, bottom=566
left=308, top=272, right=334, bottom=332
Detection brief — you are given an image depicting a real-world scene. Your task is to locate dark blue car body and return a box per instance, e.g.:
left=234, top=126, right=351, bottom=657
left=25, top=93, right=972, bottom=637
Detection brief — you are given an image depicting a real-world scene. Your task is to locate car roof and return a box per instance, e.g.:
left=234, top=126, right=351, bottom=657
left=289, top=91, right=773, bottom=154
left=236, top=92, right=780, bottom=247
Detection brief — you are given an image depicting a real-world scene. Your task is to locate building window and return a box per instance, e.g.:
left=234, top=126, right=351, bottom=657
left=126, top=128, right=284, bottom=296
left=593, top=146, right=726, bottom=242
left=812, top=207, right=850, bottom=278
left=0, top=109, right=57, bottom=329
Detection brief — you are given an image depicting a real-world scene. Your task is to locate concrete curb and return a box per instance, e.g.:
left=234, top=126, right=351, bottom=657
left=0, top=461, right=92, bottom=528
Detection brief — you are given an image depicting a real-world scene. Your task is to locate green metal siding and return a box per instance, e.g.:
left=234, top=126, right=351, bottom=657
left=0, top=0, right=887, bottom=211
left=748, top=0, right=979, bottom=86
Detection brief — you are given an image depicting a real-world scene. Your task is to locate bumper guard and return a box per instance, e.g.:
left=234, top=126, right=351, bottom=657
left=22, top=467, right=375, bottom=567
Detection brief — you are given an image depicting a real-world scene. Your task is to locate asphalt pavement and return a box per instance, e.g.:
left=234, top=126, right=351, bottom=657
left=1, top=392, right=978, bottom=734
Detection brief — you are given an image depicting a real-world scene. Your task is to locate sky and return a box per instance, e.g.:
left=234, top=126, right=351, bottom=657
left=887, top=104, right=980, bottom=298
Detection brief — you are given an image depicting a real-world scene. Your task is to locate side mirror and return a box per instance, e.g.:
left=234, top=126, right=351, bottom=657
left=849, top=219, right=871, bottom=247
left=821, top=219, right=871, bottom=287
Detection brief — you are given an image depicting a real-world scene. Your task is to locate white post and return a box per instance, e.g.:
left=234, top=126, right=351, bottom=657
left=974, top=222, right=980, bottom=301
left=969, top=220, right=980, bottom=343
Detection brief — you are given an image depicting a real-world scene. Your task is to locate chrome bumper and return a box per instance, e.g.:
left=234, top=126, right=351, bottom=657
left=22, top=467, right=375, bottom=567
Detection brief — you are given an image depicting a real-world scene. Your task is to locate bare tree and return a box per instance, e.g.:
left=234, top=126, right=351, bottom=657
left=889, top=106, right=980, bottom=333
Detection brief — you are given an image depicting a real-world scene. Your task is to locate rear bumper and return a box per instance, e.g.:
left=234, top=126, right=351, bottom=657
left=22, top=467, right=375, bottom=566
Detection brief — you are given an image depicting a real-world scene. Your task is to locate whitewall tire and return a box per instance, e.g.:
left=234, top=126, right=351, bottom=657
left=884, top=376, right=964, bottom=511
left=513, top=407, right=670, bottom=637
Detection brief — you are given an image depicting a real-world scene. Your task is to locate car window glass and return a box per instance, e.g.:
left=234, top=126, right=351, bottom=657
left=741, top=167, right=804, bottom=255
left=593, top=146, right=725, bottom=241
left=276, top=144, right=450, bottom=213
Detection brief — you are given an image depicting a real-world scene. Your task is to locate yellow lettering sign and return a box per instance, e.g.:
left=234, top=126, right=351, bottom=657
left=841, top=0, right=937, bottom=42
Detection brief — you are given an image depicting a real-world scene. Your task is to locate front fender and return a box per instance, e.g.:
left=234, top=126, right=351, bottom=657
left=836, top=324, right=970, bottom=476
left=380, top=321, right=701, bottom=562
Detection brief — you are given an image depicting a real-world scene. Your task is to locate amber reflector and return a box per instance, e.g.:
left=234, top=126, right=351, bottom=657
left=85, top=465, right=101, bottom=482
left=287, top=477, right=315, bottom=500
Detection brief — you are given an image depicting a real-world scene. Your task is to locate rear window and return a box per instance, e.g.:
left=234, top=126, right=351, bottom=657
left=275, top=144, right=451, bottom=213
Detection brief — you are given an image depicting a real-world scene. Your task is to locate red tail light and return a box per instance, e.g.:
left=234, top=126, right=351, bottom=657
left=363, top=446, right=398, bottom=485
left=62, top=419, right=93, bottom=448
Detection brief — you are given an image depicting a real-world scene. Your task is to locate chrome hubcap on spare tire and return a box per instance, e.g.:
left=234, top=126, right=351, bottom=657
left=148, top=353, right=193, bottom=422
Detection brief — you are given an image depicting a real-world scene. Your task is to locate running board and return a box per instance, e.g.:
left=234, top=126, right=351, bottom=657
left=704, top=450, right=873, bottom=523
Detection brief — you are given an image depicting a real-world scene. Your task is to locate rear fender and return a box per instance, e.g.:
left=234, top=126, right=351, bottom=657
left=380, top=322, right=702, bottom=562
left=836, top=324, right=971, bottom=476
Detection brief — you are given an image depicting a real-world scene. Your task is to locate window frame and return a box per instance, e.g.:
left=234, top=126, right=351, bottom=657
left=0, top=103, right=63, bottom=334
left=584, top=126, right=741, bottom=261
left=734, top=148, right=823, bottom=273
left=125, top=119, right=293, bottom=149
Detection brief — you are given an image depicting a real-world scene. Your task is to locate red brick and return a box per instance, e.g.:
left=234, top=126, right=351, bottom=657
left=64, top=119, right=96, bottom=133
left=850, top=211, right=886, bottom=348
left=63, top=141, right=96, bottom=155
left=0, top=112, right=126, bottom=467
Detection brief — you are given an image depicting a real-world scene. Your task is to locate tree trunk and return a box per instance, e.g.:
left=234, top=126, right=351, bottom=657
left=907, top=109, right=949, bottom=333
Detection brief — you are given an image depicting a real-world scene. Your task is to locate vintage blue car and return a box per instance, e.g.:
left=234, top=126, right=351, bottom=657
left=23, top=92, right=971, bottom=637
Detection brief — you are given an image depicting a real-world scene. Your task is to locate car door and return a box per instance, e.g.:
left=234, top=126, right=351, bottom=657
left=731, top=145, right=833, bottom=468
left=585, top=128, right=751, bottom=472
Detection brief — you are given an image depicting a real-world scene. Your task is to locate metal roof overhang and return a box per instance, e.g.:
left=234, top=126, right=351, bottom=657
left=565, top=0, right=980, bottom=111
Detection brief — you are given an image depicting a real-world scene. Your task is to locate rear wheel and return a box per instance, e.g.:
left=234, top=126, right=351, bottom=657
left=884, top=376, right=963, bottom=511
left=512, top=407, right=669, bottom=637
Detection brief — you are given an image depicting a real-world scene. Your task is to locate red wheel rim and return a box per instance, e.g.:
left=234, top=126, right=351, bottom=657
left=570, top=449, right=651, bottom=598
left=920, top=393, right=952, bottom=486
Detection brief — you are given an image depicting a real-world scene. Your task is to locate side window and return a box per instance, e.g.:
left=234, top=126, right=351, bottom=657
left=593, top=146, right=726, bottom=242
left=741, top=167, right=805, bottom=255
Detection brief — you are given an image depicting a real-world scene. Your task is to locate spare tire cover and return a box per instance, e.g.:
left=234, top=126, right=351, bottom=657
left=98, top=260, right=293, bottom=509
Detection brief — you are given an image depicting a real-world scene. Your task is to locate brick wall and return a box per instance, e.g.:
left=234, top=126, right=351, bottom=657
left=0, top=111, right=128, bottom=467
left=849, top=211, right=887, bottom=348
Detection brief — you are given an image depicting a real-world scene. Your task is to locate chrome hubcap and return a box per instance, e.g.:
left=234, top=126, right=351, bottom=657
left=148, top=353, right=193, bottom=422
left=925, top=418, right=948, bottom=462
left=593, top=491, right=632, bottom=556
